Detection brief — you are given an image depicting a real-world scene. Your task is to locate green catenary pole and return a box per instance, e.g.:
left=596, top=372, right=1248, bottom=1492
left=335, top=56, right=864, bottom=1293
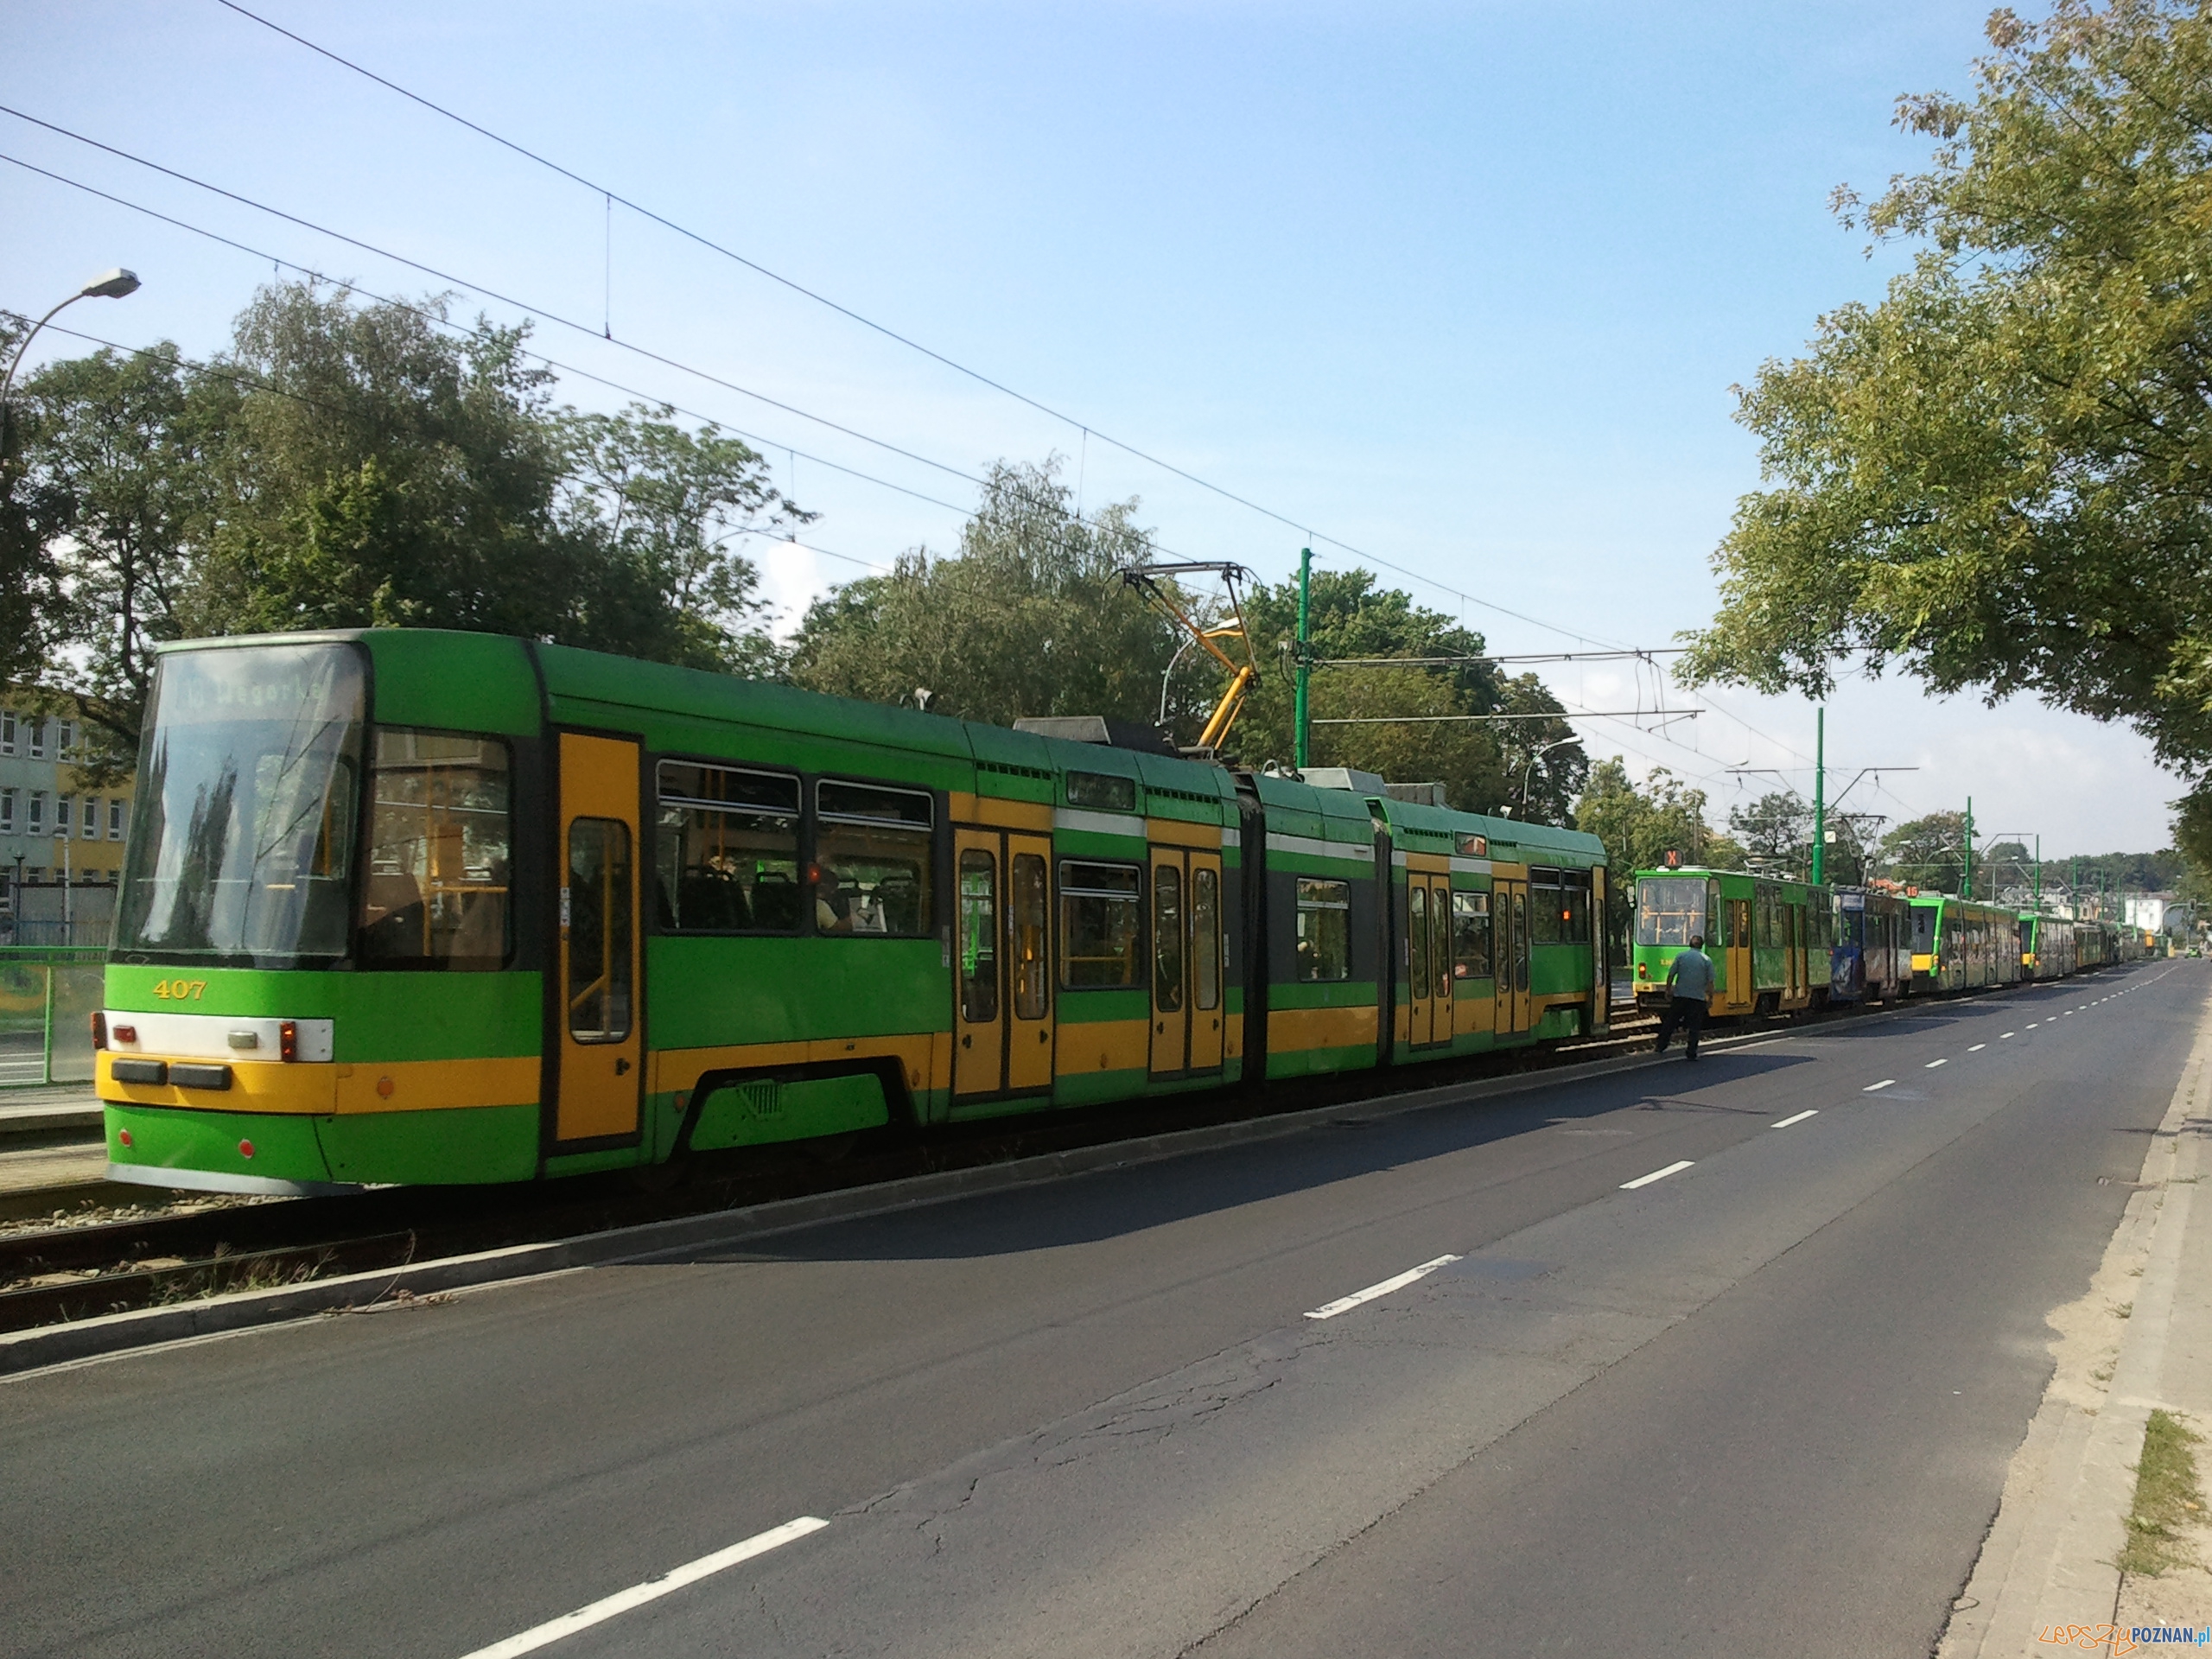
left=1811, top=706, right=1826, bottom=886
left=1963, top=797, right=1974, bottom=898
left=1294, top=546, right=1312, bottom=771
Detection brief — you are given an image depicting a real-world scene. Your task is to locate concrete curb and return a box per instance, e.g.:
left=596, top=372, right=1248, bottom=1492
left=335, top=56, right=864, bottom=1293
left=1940, top=970, right=2212, bottom=1655
left=0, top=988, right=1983, bottom=1380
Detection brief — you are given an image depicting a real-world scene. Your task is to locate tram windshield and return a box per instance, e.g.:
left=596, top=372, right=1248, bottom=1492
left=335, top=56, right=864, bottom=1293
left=117, top=644, right=365, bottom=963
left=1635, top=877, right=1709, bottom=947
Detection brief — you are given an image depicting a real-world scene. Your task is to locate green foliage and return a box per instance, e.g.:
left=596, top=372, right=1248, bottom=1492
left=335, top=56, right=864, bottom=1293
left=1878, top=811, right=1967, bottom=894
left=1729, top=789, right=1812, bottom=872
left=1236, top=569, right=1586, bottom=818
left=786, top=458, right=1180, bottom=728
left=3, top=281, right=794, bottom=759
left=1678, top=2, right=2212, bottom=874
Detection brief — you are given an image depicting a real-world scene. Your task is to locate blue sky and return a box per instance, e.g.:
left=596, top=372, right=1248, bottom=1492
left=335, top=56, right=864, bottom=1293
left=2, top=1, right=2177, bottom=863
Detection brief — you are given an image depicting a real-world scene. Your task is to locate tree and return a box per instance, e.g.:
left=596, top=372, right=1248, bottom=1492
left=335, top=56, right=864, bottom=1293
left=1728, top=789, right=1813, bottom=874
left=1878, top=812, right=1967, bottom=894
left=1575, top=759, right=1744, bottom=936
left=0, top=319, right=65, bottom=695
left=6, top=280, right=795, bottom=758
left=1234, top=569, right=1585, bottom=814
left=1679, top=3, right=2212, bottom=862
left=787, top=458, right=1180, bottom=727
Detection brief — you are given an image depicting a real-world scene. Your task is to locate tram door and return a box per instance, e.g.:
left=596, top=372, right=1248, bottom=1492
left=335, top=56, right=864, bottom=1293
left=556, top=732, right=643, bottom=1143
left=953, top=829, right=1056, bottom=1099
left=1493, top=876, right=1531, bottom=1037
left=1149, top=847, right=1225, bottom=1077
left=1406, top=873, right=1453, bottom=1047
left=1726, top=897, right=1753, bottom=1013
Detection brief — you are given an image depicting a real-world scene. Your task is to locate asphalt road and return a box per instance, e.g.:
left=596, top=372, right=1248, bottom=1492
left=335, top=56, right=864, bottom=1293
left=2, top=963, right=2202, bottom=1659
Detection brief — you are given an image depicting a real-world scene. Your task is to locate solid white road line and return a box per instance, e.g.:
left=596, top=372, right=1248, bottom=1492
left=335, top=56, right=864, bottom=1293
left=1967, top=1044, right=1986, bottom=1052
left=1925, top=1058, right=1948, bottom=1069
left=456, top=1517, right=830, bottom=1659
left=1620, top=1160, right=1695, bottom=1191
left=1306, top=1254, right=1463, bottom=1320
left=1771, top=1109, right=1819, bottom=1128
left=1866, top=1079, right=1896, bottom=1092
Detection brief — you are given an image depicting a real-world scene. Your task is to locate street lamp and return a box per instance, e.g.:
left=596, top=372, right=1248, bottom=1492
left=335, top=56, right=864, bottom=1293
left=1509, top=737, right=1578, bottom=823
left=2, top=268, right=142, bottom=414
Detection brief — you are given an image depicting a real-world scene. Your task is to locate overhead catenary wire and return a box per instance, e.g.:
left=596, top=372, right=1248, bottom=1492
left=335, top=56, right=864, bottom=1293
left=0, top=111, right=1154, bottom=572
left=198, top=2, right=1671, bottom=651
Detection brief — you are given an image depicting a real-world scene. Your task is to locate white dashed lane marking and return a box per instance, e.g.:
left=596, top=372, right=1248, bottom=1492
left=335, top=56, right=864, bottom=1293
left=1967, top=1044, right=1986, bottom=1052
left=458, top=1517, right=830, bottom=1659
left=1771, top=1109, right=1819, bottom=1129
left=1306, top=1255, right=1463, bottom=1321
left=1866, top=1080, right=1896, bottom=1092
left=1925, top=1058, right=1948, bottom=1069
left=1620, top=1160, right=1696, bottom=1192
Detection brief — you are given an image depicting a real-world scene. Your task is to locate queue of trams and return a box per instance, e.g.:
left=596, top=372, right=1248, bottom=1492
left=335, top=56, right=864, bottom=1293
left=88, top=629, right=2150, bottom=1196
left=1629, top=866, right=2145, bottom=1020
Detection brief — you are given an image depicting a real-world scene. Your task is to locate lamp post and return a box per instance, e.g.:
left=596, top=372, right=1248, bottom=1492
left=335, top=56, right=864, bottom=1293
left=2, top=269, right=142, bottom=441
left=1515, top=737, right=1577, bottom=823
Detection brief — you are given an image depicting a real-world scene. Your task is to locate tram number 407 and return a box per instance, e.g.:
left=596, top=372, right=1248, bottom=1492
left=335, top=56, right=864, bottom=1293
left=149, top=979, right=209, bottom=1001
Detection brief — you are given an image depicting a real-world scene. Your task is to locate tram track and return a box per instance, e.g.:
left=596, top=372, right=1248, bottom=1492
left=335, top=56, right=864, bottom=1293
left=0, top=993, right=2006, bottom=1337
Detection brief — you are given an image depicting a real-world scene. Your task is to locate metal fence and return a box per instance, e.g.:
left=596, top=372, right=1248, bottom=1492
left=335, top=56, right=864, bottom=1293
left=0, top=948, right=105, bottom=1088
left=1, top=882, right=116, bottom=950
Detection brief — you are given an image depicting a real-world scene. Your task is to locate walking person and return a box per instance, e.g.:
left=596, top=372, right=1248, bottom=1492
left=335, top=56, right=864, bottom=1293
left=1656, top=933, right=1714, bottom=1061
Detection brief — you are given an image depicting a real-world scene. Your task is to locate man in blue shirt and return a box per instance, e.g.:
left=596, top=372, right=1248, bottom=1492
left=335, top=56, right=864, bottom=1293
left=1656, top=934, right=1714, bottom=1061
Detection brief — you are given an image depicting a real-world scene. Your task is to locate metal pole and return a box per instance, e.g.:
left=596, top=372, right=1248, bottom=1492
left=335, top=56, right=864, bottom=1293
left=1963, top=798, right=1974, bottom=898
left=1811, top=706, right=1826, bottom=886
left=2033, top=834, right=2041, bottom=904
left=1294, top=546, right=1312, bottom=771
left=41, top=963, right=53, bottom=1086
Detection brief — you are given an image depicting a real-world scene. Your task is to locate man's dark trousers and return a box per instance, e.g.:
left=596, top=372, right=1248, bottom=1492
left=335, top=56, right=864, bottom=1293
left=1656, top=995, right=1707, bottom=1059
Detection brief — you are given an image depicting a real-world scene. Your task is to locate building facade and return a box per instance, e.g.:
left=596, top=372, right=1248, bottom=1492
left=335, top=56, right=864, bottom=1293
left=0, top=702, right=134, bottom=925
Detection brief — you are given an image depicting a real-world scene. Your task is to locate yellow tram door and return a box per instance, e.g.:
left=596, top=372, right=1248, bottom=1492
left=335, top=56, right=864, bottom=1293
left=556, top=732, right=644, bottom=1143
left=1150, top=849, right=1191, bottom=1077
left=1726, top=897, right=1753, bottom=1014
left=1187, top=850, right=1226, bottom=1073
left=1494, top=875, right=1531, bottom=1037
left=1405, top=873, right=1452, bottom=1048
left=953, top=829, right=1006, bottom=1098
left=1005, top=833, right=1055, bottom=1093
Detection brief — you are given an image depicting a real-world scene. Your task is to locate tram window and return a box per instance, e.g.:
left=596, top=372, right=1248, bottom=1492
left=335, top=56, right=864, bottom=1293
left=1560, top=870, right=1592, bottom=945
left=1192, top=866, right=1222, bottom=1012
left=359, top=728, right=512, bottom=969
left=1635, top=877, right=1707, bottom=947
left=1530, top=868, right=1562, bottom=945
left=958, top=849, right=997, bottom=1021
left=815, top=779, right=933, bottom=937
left=1060, top=861, right=1141, bottom=988
left=1408, top=884, right=1432, bottom=999
left=656, top=762, right=800, bottom=933
left=1154, top=863, right=1185, bottom=1013
left=1066, top=771, right=1136, bottom=812
left=1295, top=877, right=1351, bottom=982
left=566, top=817, right=632, bottom=1042
left=1452, top=890, right=1493, bottom=979
left=1012, top=853, right=1049, bottom=1019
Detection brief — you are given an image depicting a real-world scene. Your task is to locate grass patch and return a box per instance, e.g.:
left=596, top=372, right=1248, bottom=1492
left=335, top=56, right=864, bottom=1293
left=2120, top=1409, right=2207, bottom=1577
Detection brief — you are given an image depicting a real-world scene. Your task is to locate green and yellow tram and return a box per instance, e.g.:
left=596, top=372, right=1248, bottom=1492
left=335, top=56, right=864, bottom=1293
left=1907, top=894, right=2021, bottom=992
left=97, top=630, right=1607, bottom=1193
left=1630, top=867, right=1833, bottom=1020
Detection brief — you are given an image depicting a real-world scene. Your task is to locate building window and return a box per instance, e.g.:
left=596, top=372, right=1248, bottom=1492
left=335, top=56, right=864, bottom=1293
left=0, top=710, right=13, bottom=755
left=0, top=788, right=12, bottom=833
left=54, top=795, right=71, bottom=838
left=56, top=718, right=74, bottom=755
left=27, top=719, right=45, bottom=760
left=108, top=798, right=124, bottom=839
left=79, top=795, right=98, bottom=838
left=29, top=791, right=46, bottom=835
